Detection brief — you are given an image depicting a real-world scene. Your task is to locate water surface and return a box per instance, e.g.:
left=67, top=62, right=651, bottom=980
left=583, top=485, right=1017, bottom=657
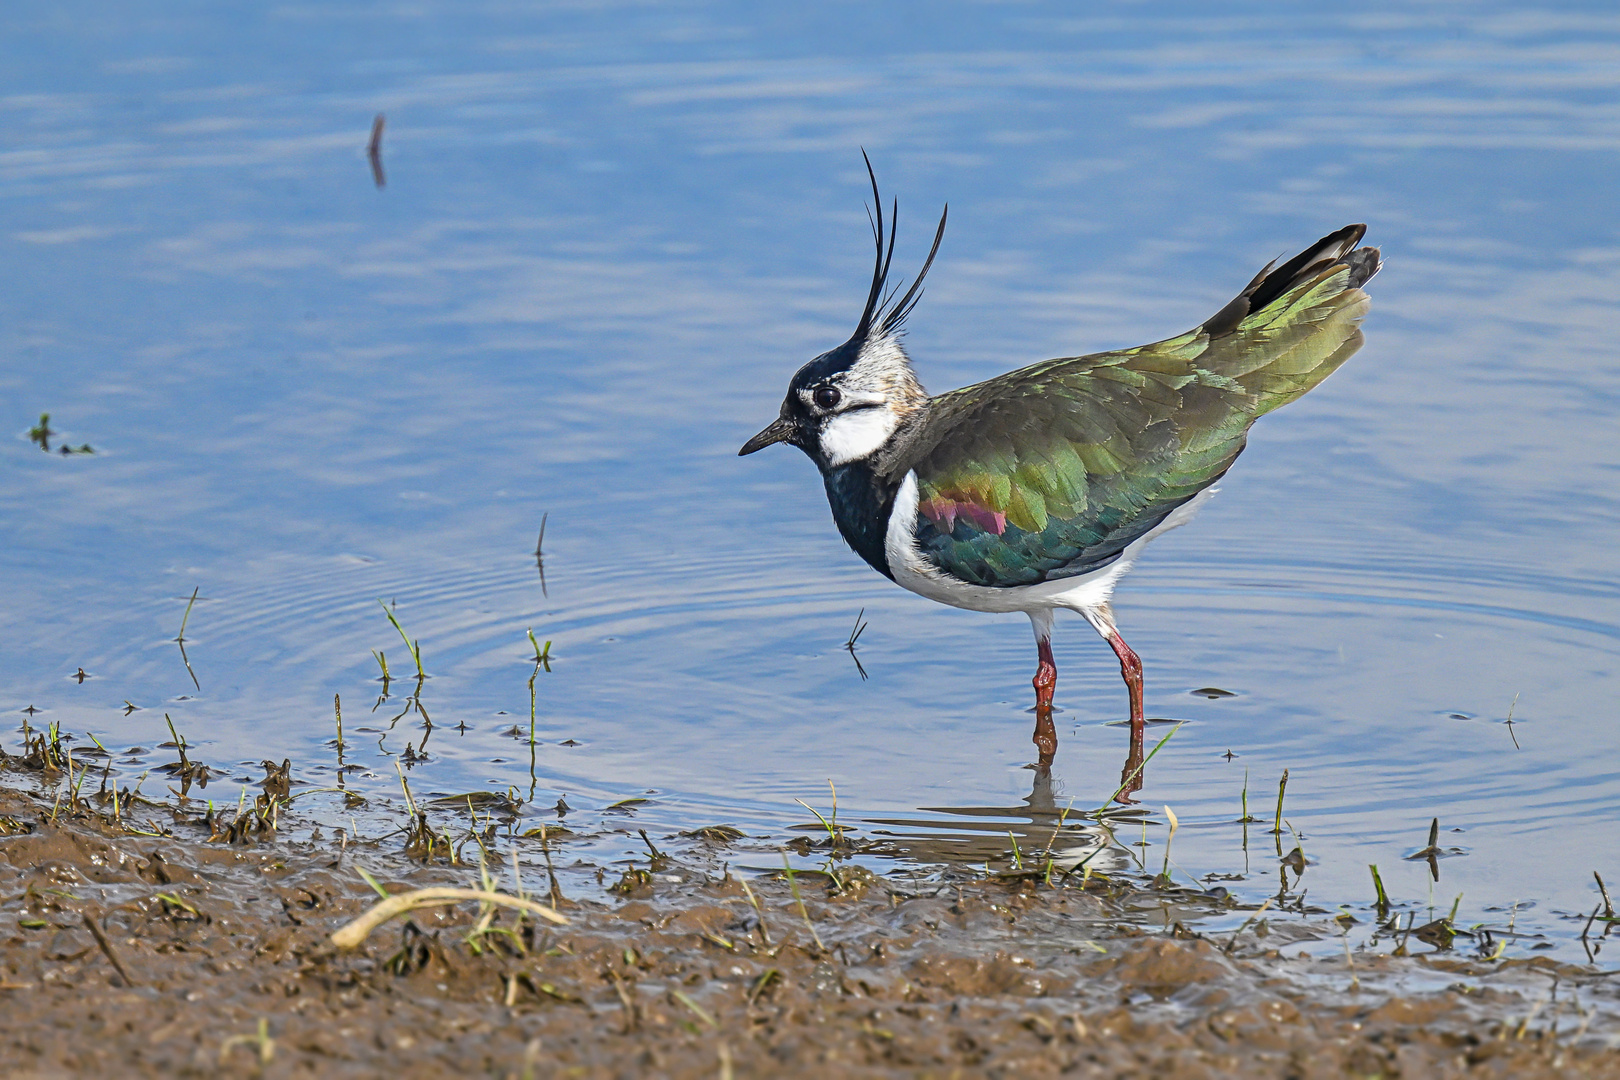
left=3, top=4, right=1618, bottom=960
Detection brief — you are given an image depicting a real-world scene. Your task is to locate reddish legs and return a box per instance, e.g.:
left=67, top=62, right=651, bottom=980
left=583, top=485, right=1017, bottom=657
left=1026, top=610, right=1147, bottom=794
left=1033, top=636, right=1057, bottom=711
left=1031, top=635, right=1057, bottom=765
left=1106, top=630, right=1145, bottom=803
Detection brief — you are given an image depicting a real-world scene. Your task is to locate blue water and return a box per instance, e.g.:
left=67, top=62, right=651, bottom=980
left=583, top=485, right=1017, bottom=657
left=3, top=4, right=1618, bottom=960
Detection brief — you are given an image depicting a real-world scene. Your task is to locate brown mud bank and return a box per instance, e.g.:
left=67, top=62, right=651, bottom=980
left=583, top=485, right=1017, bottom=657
left=0, top=784, right=1616, bottom=1079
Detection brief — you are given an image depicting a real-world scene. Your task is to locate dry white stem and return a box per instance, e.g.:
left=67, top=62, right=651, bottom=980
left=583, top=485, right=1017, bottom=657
left=331, top=887, right=566, bottom=948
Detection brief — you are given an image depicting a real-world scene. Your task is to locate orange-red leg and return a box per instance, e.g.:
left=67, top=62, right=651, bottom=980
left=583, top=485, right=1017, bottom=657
left=1031, top=636, right=1057, bottom=765
left=1107, top=630, right=1145, bottom=802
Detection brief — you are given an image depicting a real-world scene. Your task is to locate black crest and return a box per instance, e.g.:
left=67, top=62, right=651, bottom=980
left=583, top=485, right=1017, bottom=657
left=850, top=151, right=949, bottom=346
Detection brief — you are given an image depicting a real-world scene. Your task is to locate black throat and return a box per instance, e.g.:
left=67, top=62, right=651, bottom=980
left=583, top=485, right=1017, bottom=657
left=820, top=460, right=900, bottom=581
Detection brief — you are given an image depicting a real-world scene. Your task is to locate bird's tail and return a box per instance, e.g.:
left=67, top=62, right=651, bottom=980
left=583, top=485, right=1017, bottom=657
left=1199, top=224, right=1381, bottom=417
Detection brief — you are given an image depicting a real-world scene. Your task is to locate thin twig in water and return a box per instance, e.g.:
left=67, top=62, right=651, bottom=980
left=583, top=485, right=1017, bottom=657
left=175, top=587, right=201, bottom=691
left=83, top=912, right=137, bottom=986
left=1504, top=692, right=1521, bottom=749
left=534, top=512, right=549, bottom=596
left=845, top=609, right=868, bottom=649
left=843, top=608, right=869, bottom=680
left=367, top=113, right=386, bottom=188
left=537, top=825, right=563, bottom=907
left=1224, top=897, right=1274, bottom=954
left=333, top=694, right=345, bottom=787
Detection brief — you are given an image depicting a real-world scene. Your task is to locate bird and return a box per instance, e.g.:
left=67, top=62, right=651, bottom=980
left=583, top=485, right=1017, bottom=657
left=740, top=158, right=1378, bottom=795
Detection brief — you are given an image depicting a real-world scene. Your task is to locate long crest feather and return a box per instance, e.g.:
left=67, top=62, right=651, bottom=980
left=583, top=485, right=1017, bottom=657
left=851, top=151, right=948, bottom=344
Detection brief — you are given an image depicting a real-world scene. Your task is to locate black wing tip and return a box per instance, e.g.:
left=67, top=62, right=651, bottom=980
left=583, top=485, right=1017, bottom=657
left=1342, top=245, right=1381, bottom=288
left=1205, top=224, right=1378, bottom=335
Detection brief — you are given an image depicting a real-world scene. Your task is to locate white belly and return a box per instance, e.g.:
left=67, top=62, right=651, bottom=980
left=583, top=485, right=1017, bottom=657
left=882, top=471, right=1215, bottom=616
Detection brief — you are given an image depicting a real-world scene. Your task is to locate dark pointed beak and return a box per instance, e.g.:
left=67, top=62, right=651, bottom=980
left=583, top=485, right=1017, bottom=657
left=738, top=416, right=796, bottom=456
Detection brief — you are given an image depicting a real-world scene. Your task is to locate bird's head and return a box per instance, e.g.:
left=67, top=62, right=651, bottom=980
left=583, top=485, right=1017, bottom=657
left=739, top=157, right=946, bottom=472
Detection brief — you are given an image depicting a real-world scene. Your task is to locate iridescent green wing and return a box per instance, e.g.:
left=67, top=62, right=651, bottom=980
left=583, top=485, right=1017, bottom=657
left=888, top=258, right=1372, bottom=587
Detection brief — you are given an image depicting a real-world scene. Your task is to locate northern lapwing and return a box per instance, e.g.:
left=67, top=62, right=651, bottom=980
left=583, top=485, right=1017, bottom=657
left=741, top=159, right=1378, bottom=792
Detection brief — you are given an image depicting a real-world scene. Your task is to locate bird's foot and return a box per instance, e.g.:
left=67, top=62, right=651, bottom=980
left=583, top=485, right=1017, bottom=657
left=1114, top=721, right=1147, bottom=804
left=1031, top=705, right=1057, bottom=767
left=1114, top=761, right=1144, bottom=805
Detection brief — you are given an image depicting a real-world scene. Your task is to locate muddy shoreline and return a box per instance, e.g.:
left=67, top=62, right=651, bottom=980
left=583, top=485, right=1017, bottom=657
left=0, top=774, right=1616, bottom=1078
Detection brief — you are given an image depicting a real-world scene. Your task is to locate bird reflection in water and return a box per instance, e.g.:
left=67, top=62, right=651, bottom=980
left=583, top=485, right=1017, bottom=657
left=863, top=766, right=1139, bottom=879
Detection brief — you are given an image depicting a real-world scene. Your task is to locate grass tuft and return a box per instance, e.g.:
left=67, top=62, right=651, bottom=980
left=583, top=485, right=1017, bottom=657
left=379, top=600, right=424, bottom=679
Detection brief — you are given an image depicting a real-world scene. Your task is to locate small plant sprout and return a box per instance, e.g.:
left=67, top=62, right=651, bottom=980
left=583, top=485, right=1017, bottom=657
left=739, top=876, right=771, bottom=948
left=672, top=988, right=718, bottom=1030
left=1272, top=768, right=1289, bottom=836
left=1008, top=831, right=1023, bottom=871
left=1158, top=806, right=1179, bottom=885
left=372, top=649, right=391, bottom=682
left=792, top=779, right=841, bottom=847
left=165, top=714, right=189, bottom=770
left=219, top=1020, right=275, bottom=1066
left=394, top=760, right=419, bottom=818
left=1369, top=864, right=1391, bottom=920
left=379, top=600, right=424, bottom=679
left=780, top=853, right=825, bottom=952
left=528, top=664, right=539, bottom=746
left=1237, top=768, right=1258, bottom=822
left=527, top=628, right=552, bottom=668
left=28, top=412, right=54, bottom=451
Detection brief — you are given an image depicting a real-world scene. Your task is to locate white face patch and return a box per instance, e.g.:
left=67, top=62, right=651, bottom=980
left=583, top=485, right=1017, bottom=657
left=818, top=406, right=899, bottom=467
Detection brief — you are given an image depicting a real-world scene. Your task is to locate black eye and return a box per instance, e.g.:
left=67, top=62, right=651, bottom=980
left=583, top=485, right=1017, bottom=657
left=813, top=386, right=841, bottom=410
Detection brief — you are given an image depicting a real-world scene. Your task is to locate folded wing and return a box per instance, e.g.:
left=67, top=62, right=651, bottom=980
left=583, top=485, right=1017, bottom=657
left=885, top=226, right=1379, bottom=587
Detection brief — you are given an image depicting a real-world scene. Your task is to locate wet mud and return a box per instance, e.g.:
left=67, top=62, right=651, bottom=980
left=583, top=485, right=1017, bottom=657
left=0, top=782, right=1617, bottom=1078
